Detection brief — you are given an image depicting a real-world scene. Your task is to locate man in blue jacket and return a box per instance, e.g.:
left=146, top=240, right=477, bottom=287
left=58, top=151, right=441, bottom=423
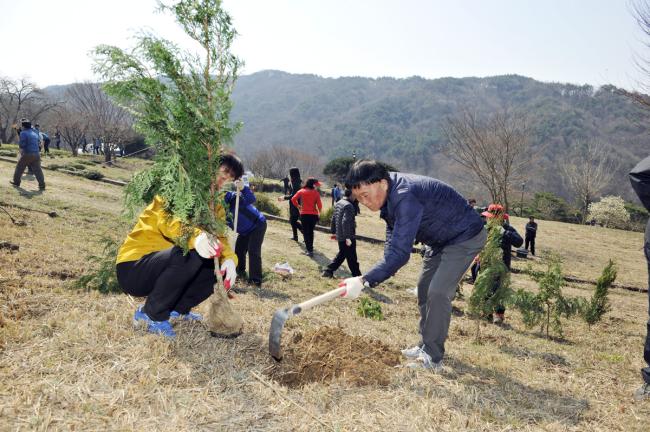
left=225, top=175, right=267, bottom=287
left=340, top=160, right=486, bottom=371
left=11, top=119, right=46, bottom=190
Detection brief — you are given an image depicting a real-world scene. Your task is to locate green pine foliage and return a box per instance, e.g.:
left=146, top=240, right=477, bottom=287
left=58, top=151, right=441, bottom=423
left=581, top=260, right=617, bottom=328
left=468, top=217, right=511, bottom=340
left=93, top=0, right=241, bottom=243
left=511, top=255, right=582, bottom=338
left=73, top=236, right=121, bottom=294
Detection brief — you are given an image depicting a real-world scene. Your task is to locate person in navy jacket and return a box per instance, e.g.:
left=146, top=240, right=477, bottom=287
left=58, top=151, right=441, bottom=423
left=339, top=160, right=486, bottom=371
left=225, top=180, right=267, bottom=287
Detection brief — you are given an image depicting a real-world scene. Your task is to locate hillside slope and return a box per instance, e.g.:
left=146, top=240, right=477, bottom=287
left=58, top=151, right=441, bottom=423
left=1, top=160, right=649, bottom=430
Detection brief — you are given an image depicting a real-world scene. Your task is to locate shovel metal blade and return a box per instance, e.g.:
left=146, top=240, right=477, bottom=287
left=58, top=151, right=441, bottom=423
left=269, top=307, right=289, bottom=361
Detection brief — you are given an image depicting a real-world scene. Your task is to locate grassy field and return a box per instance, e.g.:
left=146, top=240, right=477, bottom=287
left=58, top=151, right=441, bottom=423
left=1, top=159, right=649, bottom=431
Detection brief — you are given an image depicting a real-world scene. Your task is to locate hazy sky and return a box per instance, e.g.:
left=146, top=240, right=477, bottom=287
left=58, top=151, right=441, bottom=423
left=1, top=0, right=648, bottom=89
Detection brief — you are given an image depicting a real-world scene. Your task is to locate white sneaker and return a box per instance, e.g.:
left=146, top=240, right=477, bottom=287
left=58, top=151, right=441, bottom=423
left=406, top=350, right=444, bottom=372
left=401, top=345, right=423, bottom=359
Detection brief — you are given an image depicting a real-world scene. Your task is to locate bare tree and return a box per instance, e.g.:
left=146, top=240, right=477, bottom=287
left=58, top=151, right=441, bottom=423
left=560, top=140, right=617, bottom=223
left=65, top=82, right=133, bottom=163
left=247, top=145, right=323, bottom=184
left=0, top=77, right=58, bottom=145
left=442, top=110, right=531, bottom=210
left=53, top=106, right=89, bottom=155
left=247, top=148, right=278, bottom=184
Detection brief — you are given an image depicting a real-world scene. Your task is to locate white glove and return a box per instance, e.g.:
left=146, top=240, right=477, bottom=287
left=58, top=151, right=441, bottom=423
left=339, top=276, right=365, bottom=300
left=195, top=232, right=222, bottom=259
left=345, top=238, right=352, bottom=247
left=220, top=259, right=237, bottom=291
left=234, top=179, right=244, bottom=191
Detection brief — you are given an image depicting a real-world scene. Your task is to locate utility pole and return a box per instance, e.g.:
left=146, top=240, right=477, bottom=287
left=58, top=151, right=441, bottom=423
left=520, top=181, right=526, bottom=217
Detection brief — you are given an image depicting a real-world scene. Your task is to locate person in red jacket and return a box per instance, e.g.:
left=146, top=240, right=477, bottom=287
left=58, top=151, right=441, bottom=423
left=291, top=177, right=323, bottom=257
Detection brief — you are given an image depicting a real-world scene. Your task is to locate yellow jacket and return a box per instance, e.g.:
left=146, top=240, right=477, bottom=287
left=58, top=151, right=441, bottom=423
left=116, top=195, right=237, bottom=265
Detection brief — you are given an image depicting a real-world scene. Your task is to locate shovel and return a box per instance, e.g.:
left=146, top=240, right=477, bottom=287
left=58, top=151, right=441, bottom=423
left=269, top=285, right=349, bottom=360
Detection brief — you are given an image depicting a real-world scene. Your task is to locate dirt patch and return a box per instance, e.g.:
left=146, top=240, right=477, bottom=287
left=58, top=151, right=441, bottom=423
left=267, top=326, right=401, bottom=388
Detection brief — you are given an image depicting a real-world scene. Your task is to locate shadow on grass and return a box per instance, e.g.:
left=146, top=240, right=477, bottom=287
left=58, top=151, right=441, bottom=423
left=440, top=358, right=588, bottom=426
left=499, top=345, right=570, bottom=367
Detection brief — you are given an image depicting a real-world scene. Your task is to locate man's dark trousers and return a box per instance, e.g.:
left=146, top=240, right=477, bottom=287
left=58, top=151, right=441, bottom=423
left=525, top=235, right=536, bottom=256
left=234, top=219, right=267, bottom=284
left=13, top=153, right=45, bottom=189
left=326, top=239, right=361, bottom=276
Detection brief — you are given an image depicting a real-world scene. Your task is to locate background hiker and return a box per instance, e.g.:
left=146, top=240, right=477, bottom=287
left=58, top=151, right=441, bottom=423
left=10, top=119, right=46, bottom=191
left=291, top=177, right=323, bottom=258
left=525, top=216, right=538, bottom=256
left=322, top=188, right=361, bottom=278
left=278, top=167, right=303, bottom=242
left=114, top=155, right=243, bottom=338
left=630, top=154, right=650, bottom=400
left=339, top=160, right=486, bottom=371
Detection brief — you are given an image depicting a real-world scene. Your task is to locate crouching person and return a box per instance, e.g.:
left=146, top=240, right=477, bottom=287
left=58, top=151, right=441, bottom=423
left=338, top=160, right=486, bottom=371
left=115, top=156, right=244, bottom=338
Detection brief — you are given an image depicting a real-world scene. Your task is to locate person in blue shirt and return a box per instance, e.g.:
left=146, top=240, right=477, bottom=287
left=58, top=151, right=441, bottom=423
left=331, top=183, right=342, bottom=206
left=11, top=119, right=46, bottom=190
left=339, top=160, right=486, bottom=371
left=225, top=174, right=267, bottom=287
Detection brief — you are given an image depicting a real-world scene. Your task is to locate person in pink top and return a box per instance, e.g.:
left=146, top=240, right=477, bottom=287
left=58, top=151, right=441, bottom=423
left=291, top=177, right=323, bottom=257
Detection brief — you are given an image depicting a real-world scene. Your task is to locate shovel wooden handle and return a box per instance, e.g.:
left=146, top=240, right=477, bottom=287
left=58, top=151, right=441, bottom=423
left=290, top=286, right=348, bottom=316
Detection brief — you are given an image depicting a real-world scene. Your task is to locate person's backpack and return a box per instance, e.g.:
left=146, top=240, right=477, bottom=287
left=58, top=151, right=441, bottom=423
left=630, top=155, right=650, bottom=211
left=42, top=133, right=50, bottom=144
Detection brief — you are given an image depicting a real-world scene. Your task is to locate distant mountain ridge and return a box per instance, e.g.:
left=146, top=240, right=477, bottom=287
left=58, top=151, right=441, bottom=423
left=228, top=70, right=650, bottom=201
left=45, top=71, right=650, bottom=201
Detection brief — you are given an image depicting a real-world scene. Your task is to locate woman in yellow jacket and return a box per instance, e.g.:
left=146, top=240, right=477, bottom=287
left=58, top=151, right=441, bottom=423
left=115, top=155, right=243, bottom=338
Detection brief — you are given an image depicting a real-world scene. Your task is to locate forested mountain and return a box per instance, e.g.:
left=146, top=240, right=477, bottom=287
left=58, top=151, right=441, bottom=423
left=42, top=71, right=650, bottom=201
left=229, top=70, right=650, bottom=201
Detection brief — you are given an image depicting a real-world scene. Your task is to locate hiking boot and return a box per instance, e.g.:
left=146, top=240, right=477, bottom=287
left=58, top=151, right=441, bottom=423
left=169, top=310, right=203, bottom=322
left=634, top=382, right=650, bottom=400
left=493, top=313, right=505, bottom=325
left=133, top=306, right=176, bottom=338
left=401, top=345, right=423, bottom=359
left=321, top=270, right=334, bottom=278
left=406, top=350, right=444, bottom=372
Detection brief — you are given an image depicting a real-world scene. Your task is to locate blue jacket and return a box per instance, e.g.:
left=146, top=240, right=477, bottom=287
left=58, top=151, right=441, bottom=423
left=364, top=172, right=484, bottom=286
left=19, top=128, right=41, bottom=154
left=224, top=186, right=266, bottom=235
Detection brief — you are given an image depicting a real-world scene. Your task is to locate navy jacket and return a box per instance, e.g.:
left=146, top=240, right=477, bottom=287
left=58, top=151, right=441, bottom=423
left=224, top=186, right=266, bottom=236
left=19, top=128, right=40, bottom=154
left=364, top=172, right=484, bottom=286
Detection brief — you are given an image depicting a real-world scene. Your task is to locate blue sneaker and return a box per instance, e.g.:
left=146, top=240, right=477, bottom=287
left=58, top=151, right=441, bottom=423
left=133, top=306, right=176, bottom=338
left=169, top=310, right=203, bottom=322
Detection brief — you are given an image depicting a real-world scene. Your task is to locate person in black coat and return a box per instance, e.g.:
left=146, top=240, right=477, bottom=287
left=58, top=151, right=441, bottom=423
left=277, top=167, right=303, bottom=241
left=322, top=189, right=361, bottom=278
left=525, top=216, right=538, bottom=256
left=631, top=155, right=650, bottom=400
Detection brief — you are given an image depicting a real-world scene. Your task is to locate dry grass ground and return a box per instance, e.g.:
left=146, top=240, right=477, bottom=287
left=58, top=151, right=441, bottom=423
left=1, top=160, right=649, bottom=431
